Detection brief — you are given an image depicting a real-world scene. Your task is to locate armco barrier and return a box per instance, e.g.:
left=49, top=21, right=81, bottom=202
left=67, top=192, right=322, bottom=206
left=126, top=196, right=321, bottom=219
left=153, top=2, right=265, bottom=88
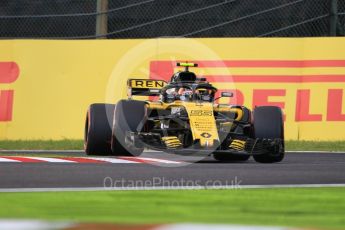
left=0, top=38, right=344, bottom=140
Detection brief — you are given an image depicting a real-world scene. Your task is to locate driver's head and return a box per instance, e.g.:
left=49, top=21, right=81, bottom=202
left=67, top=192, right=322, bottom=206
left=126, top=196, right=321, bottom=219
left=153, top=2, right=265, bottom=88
left=178, top=87, right=192, bottom=95
left=178, top=87, right=185, bottom=95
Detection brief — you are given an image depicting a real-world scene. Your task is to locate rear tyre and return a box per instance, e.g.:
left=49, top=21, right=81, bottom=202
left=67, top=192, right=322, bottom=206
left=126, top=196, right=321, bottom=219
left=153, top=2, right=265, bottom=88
left=213, top=153, right=250, bottom=162
left=111, top=100, right=146, bottom=156
left=252, top=106, right=285, bottom=163
left=84, top=103, right=115, bottom=156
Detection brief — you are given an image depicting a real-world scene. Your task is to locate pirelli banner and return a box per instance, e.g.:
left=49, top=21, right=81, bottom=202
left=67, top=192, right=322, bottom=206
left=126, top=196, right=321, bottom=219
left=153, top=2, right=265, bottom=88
left=1, top=38, right=345, bottom=140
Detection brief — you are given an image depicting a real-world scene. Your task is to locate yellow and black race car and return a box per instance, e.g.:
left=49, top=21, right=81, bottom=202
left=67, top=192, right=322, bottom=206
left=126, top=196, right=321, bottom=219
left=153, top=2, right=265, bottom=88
left=84, top=63, right=284, bottom=163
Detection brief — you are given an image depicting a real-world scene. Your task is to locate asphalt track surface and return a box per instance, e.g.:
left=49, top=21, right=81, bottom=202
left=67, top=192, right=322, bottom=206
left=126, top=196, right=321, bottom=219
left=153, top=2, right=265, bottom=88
left=0, top=152, right=344, bottom=189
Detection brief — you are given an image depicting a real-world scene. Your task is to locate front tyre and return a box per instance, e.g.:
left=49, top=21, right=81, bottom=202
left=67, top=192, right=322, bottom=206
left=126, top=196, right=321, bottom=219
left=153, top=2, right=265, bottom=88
left=84, top=103, right=115, bottom=155
left=111, top=100, right=146, bottom=156
left=252, top=106, right=285, bottom=163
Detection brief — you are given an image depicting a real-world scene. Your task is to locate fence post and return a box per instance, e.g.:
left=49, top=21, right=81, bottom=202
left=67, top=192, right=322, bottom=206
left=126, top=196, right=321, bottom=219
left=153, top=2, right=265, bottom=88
left=96, top=0, right=108, bottom=38
left=330, top=0, right=338, bottom=36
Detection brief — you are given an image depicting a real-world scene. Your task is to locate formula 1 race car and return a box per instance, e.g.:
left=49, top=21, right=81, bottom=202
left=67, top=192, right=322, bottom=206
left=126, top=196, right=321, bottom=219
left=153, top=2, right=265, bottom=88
left=84, top=62, right=285, bottom=163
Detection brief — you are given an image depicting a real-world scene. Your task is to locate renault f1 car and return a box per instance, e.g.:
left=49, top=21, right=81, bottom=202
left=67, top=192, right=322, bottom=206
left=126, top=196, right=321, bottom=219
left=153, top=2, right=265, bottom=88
left=84, top=62, right=284, bottom=163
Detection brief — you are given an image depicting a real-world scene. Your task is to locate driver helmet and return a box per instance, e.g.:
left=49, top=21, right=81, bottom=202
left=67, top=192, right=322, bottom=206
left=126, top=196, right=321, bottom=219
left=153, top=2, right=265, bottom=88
left=178, top=87, right=193, bottom=101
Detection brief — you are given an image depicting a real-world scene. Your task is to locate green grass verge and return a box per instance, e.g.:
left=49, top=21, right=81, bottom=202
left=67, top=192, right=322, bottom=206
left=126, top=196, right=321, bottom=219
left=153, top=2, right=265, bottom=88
left=0, top=188, right=344, bottom=229
left=286, top=140, right=345, bottom=152
left=0, top=139, right=83, bottom=150
left=1, top=140, right=345, bottom=151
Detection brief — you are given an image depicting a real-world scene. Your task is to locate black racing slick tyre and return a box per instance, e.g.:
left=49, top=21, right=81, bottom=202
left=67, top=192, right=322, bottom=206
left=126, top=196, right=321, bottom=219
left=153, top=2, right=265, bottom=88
left=213, top=153, right=250, bottom=162
left=252, top=106, right=285, bottom=163
left=84, top=103, right=115, bottom=156
left=111, top=100, right=146, bottom=156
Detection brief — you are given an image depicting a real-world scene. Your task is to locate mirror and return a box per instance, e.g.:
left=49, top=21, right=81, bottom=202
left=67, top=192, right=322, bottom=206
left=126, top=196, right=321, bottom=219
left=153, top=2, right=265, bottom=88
left=149, top=89, right=161, bottom=94
left=221, top=92, right=234, bottom=97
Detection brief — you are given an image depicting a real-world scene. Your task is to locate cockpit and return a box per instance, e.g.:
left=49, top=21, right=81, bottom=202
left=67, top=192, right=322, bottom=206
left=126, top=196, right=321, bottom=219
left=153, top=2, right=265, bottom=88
left=162, top=85, right=216, bottom=103
left=160, top=63, right=217, bottom=103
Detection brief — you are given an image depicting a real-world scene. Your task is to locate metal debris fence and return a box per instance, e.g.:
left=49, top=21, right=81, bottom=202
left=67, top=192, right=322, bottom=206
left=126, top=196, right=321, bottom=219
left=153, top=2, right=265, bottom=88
left=0, top=0, right=344, bottom=39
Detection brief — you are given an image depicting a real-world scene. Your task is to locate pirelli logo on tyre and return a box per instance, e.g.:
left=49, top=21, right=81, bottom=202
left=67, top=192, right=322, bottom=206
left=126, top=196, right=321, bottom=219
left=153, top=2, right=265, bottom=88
left=0, top=62, right=20, bottom=122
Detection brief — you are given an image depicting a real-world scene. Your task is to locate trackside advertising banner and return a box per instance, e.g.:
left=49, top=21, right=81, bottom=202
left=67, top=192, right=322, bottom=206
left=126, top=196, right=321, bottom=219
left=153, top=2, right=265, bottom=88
left=0, top=38, right=345, bottom=140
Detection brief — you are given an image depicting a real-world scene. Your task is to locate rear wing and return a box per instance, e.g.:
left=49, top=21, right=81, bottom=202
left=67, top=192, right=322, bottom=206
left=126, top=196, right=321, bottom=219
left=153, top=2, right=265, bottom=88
left=127, top=79, right=167, bottom=98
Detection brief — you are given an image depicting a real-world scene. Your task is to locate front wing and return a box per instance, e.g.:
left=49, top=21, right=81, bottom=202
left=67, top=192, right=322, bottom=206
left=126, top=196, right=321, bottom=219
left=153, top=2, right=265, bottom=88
left=127, top=131, right=283, bottom=156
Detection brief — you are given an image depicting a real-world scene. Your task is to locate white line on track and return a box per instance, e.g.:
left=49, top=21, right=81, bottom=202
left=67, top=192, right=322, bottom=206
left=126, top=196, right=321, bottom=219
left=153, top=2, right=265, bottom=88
left=0, top=156, right=182, bottom=164
left=0, top=158, right=20, bottom=162
left=20, top=157, right=76, bottom=163
left=0, top=220, right=73, bottom=230
left=134, top=157, right=181, bottom=164
left=83, top=157, right=138, bottom=164
left=1, top=184, right=344, bottom=193
left=0, top=220, right=300, bottom=230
